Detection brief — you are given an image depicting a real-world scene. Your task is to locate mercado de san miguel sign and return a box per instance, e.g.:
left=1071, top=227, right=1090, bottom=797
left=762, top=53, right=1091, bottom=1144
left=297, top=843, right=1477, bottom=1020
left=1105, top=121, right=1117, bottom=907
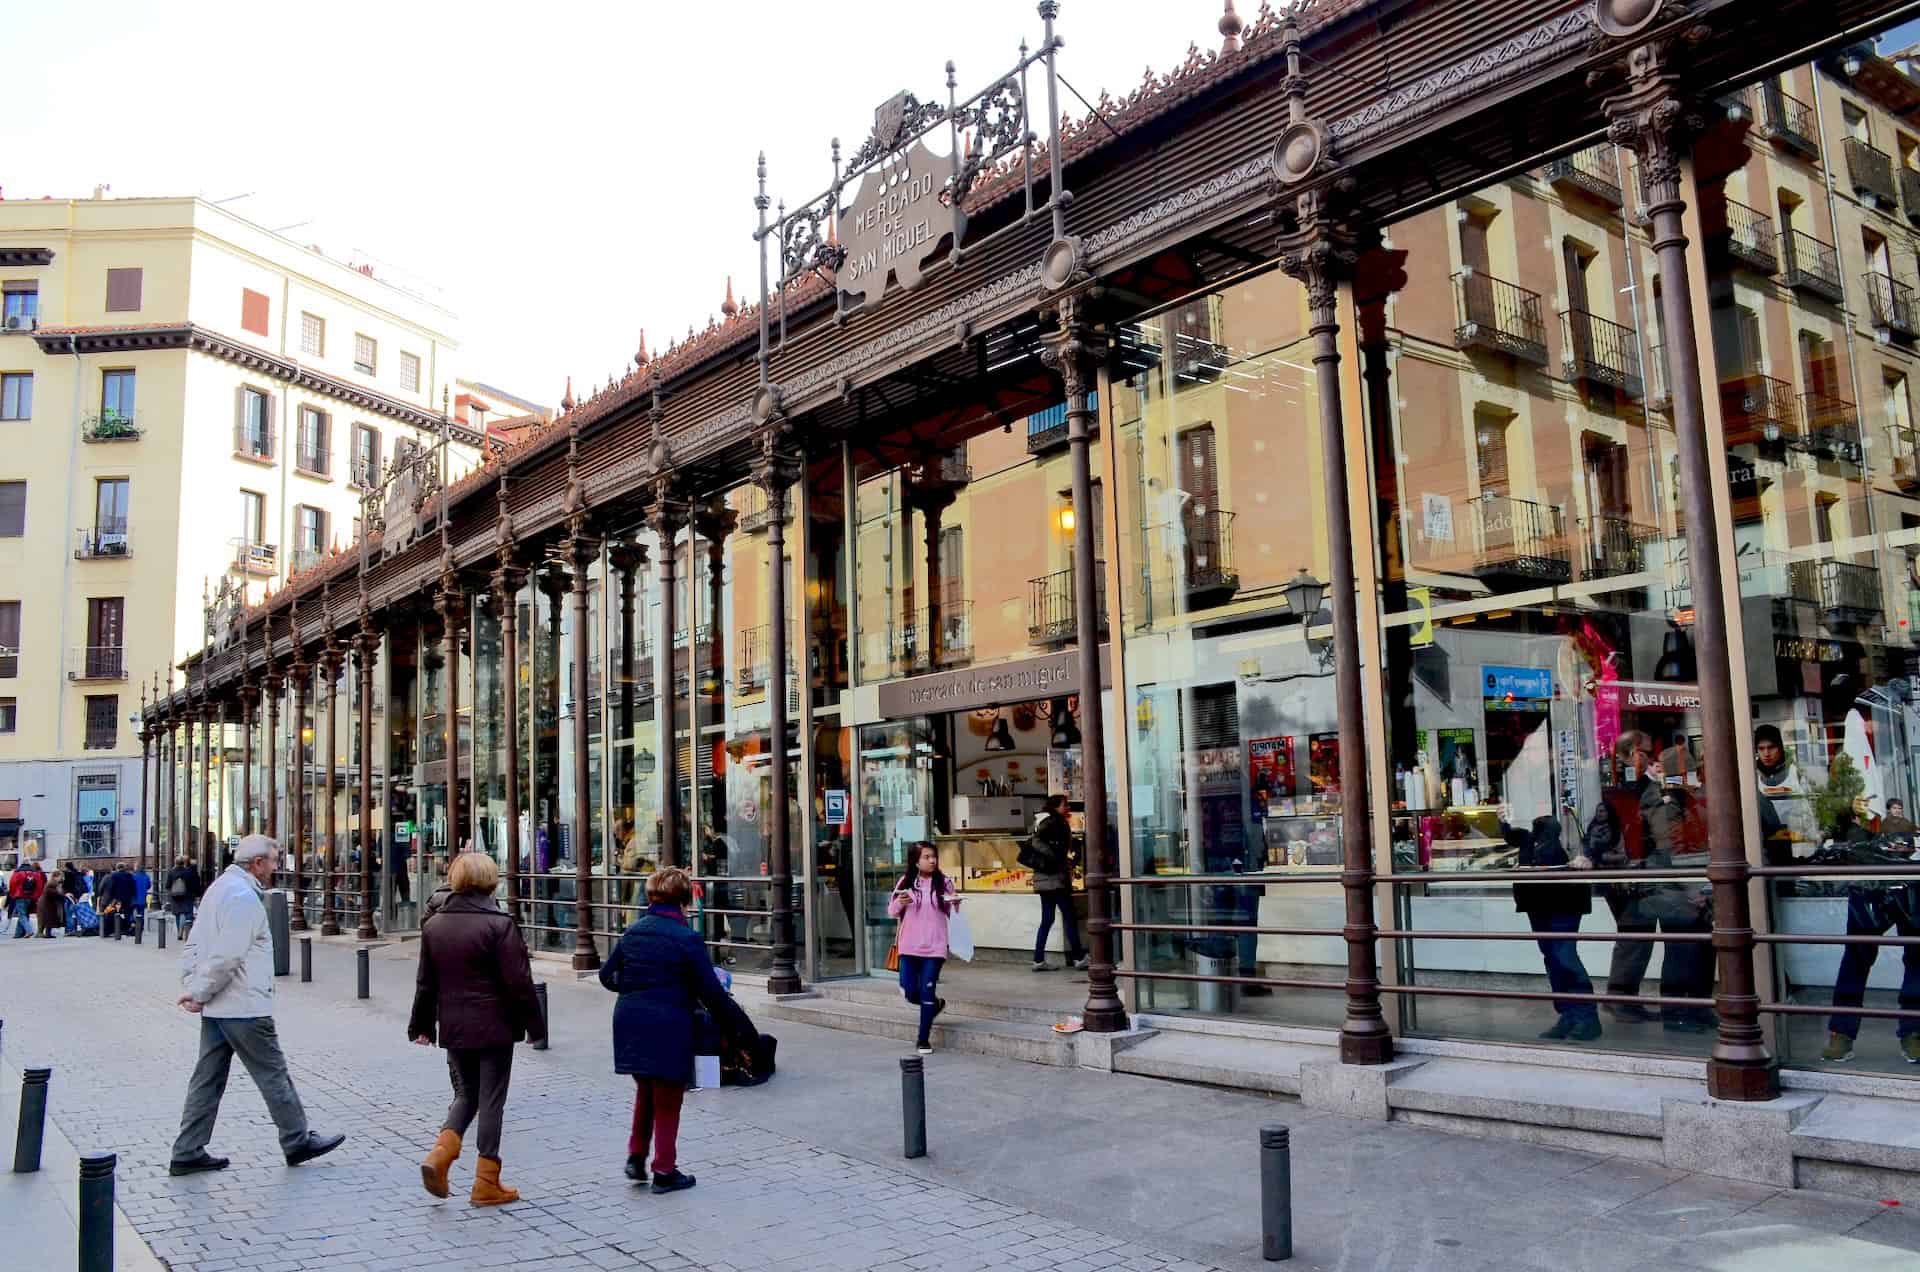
left=835, top=92, right=960, bottom=310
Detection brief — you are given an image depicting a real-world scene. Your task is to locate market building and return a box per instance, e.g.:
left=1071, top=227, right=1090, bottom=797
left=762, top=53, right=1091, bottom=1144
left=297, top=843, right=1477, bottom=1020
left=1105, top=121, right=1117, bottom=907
left=145, top=0, right=1920, bottom=1188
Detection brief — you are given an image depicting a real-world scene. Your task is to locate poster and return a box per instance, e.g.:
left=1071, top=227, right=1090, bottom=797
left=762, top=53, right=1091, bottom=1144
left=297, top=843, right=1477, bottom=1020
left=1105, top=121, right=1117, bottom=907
left=1308, top=733, right=1341, bottom=797
left=1048, top=746, right=1085, bottom=803
left=1247, top=736, right=1295, bottom=816
left=1422, top=492, right=1455, bottom=542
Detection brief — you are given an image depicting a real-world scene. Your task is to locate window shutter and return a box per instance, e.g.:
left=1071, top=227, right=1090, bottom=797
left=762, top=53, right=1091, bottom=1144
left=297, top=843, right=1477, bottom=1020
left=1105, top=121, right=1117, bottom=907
left=1188, top=682, right=1241, bottom=750
left=105, top=268, right=143, bottom=313
left=241, top=289, right=270, bottom=337
left=0, top=601, right=20, bottom=647
left=0, top=481, right=24, bottom=536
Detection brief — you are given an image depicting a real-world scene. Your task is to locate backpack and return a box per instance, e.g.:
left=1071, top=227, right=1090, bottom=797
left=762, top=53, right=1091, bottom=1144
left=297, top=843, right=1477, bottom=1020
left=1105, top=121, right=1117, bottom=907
left=1019, top=816, right=1060, bottom=872
left=170, top=876, right=188, bottom=898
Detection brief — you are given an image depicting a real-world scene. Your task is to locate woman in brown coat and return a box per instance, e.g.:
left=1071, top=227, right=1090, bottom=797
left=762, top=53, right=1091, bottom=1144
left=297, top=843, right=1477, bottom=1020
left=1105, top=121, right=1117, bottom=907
left=408, top=853, right=544, bottom=1205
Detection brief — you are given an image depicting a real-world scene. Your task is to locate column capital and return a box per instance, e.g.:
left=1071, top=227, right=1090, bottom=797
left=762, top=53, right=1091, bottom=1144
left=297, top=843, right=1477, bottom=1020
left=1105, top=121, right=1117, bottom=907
left=1276, top=187, right=1364, bottom=321
left=646, top=476, right=690, bottom=538
left=1590, top=6, right=1714, bottom=208
left=435, top=571, right=469, bottom=629
left=751, top=426, right=804, bottom=499
left=1038, top=294, right=1097, bottom=403
left=318, top=635, right=345, bottom=680
left=606, top=538, right=648, bottom=579
left=692, top=495, right=738, bottom=546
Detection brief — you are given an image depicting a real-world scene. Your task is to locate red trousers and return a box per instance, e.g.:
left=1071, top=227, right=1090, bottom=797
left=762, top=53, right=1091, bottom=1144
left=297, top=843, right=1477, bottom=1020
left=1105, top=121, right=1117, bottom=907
left=627, top=1077, right=685, bottom=1173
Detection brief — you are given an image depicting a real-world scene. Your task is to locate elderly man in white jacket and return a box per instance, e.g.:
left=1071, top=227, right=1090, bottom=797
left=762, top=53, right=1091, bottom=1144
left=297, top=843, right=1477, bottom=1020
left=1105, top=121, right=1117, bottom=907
left=168, top=834, right=345, bottom=1176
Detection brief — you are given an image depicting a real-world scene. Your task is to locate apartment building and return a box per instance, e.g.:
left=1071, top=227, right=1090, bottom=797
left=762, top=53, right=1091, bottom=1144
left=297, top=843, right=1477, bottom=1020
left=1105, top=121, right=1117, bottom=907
left=0, top=194, right=489, bottom=861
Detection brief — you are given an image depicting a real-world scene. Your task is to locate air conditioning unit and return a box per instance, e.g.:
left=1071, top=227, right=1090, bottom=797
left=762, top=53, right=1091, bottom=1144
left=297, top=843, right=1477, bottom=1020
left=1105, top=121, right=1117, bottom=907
left=2, top=314, right=34, bottom=332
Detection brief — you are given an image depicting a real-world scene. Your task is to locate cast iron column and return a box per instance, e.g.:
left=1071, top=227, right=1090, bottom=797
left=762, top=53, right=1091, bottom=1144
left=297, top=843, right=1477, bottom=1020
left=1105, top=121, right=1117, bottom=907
left=240, top=680, right=255, bottom=836
left=198, top=704, right=213, bottom=880
left=288, top=654, right=310, bottom=930
left=563, top=530, right=600, bottom=970
left=1277, top=200, right=1394, bottom=1065
left=608, top=540, right=646, bottom=820
left=493, top=551, right=526, bottom=926
left=137, top=721, right=151, bottom=875
left=539, top=567, right=567, bottom=879
left=264, top=667, right=282, bottom=841
left=215, top=698, right=228, bottom=860
left=1042, top=304, right=1126, bottom=1033
left=438, top=575, right=466, bottom=871
left=756, top=440, right=804, bottom=995
left=166, top=719, right=177, bottom=868
left=321, top=642, right=343, bottom=936
left=647, top=488, right=687, bottom=866
left=355, top=614, right=381, bottom=941
left=1597, top=11, right=1777, bottom=1099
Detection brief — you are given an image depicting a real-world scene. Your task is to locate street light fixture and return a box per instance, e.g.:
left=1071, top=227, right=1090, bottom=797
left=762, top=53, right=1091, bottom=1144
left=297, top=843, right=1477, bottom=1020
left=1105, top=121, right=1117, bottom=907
left=1281, top=567, right=1336, bottom=672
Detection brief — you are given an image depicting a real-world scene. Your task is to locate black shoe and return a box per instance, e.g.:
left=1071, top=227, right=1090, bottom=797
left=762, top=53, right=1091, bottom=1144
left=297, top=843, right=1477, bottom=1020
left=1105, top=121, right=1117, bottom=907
left=1606, top=1003, right=1658, bottom=1024
left=624, top=1154, right=647, bottom=1184
left=169, top=1151, right=230, bottom=1177
left=1538, top=1016, right=1576, bottom=1040
left=1566, top=1018, right=1603, bottom=1043
left=285, top=1131, right=346, bottom=1166
left=1241, top=985, right=1275, bottom=998
left=932, top=996, right=947, bottom=1022
left=649, top=1169, right=696, bottom=1194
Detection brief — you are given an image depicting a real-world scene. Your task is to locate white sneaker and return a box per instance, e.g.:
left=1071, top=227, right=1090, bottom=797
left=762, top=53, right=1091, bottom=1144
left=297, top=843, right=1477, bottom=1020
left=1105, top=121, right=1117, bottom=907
left=1071, top=957, right=1090, bottom=971
left=916, top=1044, right=934, bottom=1056
left=1031, top=960, right=1053, bottom=973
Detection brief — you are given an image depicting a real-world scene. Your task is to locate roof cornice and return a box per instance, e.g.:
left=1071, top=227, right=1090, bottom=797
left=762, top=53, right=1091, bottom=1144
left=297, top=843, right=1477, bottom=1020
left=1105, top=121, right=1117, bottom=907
left=0, top=248, right=55, bottom=266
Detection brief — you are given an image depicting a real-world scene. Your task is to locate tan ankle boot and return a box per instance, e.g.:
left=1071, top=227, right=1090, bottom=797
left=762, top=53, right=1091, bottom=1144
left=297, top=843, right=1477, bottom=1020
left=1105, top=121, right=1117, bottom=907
left=420, top=1130, right=461, bottom=1198
left=471, top=1156, right=518, bottom=1206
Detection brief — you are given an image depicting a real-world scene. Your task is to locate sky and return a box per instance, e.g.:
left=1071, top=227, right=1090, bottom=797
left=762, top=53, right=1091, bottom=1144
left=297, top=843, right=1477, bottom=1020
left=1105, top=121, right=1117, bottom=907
left=1, top=0, right=1227, bottom=410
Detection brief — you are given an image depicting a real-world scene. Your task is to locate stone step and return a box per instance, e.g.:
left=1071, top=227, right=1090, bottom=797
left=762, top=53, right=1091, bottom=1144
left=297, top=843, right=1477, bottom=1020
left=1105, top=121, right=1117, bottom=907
left=1110, top=1028, right=1316, bottom=1096
left=808, top=978, right=1079, bottom=1027
left=762, top=995, right=1077, bottom=1066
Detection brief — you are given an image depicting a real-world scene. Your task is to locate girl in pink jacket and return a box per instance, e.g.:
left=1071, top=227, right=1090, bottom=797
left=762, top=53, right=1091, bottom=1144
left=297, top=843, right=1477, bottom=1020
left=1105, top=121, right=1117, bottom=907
left=888, top=842, right=960, bottom=1055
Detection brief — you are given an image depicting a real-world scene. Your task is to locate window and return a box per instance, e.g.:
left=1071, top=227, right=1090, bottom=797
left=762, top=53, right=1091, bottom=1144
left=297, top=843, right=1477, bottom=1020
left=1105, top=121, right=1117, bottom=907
left=300, top=312, right=325, bottom=356
left=101, top=369, right=136, bottom=424
left=0, top=373, right=30, bottom=421
left=0, top=698, right=13, bottom=733
left=353, top=333, right=377, bottom=376
left=84, top=597, right=123, bottom=679
left=93, top=479, right=129, bottom=555
left=297, top=406, right=330, bottom=476
left=237, top=386, right=272, bottom=458
left=0, top=600, right=17, bottom=676
left=83, top=696, right=117, bottom=750
left=296, top=505, right=327, bottom=553
left=241, top=288, right=270, bottom=337
left=240, top=489, right=265, bottom=543
left=351, top=424, right=381, bottom=487
left=104, top=268, right=142, bottom=313
left=2, top=284, right=37, bottom=330
left=1889, top=372, right=1913, bottom=458
left=1844, top=101, right=1870, bottom=144
left=0, top=481, right=22, bottom=537
left=399, top=351, right=421, bottom=392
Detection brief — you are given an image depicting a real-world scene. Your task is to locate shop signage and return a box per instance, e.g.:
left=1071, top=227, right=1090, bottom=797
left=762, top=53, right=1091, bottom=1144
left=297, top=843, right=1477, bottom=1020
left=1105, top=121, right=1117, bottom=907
left=1612, top=683, right=1702, bottom=712
left=824, top=789, right=848, bottom=827
left=1483, top=664, right=1552, bottom=704
left=877, top=646, right=1111, bottom=719
left=835, top=94, right=959, bottom=309
left=1775, top=636, right=1845, bottom=663
left=1408, top=586, right=1435, bottom=648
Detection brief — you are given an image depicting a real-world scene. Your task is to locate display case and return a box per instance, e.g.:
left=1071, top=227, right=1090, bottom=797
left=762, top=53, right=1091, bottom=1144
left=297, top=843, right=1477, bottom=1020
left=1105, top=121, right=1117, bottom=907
left=934, top=831, right=1085, bottom=893
left=1389, top=804, right=1515, bottom=873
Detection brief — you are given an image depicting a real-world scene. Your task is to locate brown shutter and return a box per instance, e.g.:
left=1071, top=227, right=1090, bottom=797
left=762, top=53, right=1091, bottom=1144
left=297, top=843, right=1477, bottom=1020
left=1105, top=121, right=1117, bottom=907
left=105, top=268, right=143, bottom=313
left=241, top=289, right=270, bottom=337
left=0, top=601, right=19, bottom=647
left=0, top=481, right=24, bottom=535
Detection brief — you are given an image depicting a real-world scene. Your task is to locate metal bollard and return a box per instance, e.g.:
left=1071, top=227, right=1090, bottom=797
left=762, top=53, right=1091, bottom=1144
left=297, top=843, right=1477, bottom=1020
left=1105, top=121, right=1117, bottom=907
left=1260, top=1124, right=1293, bottom=1262
left=133, top=914, right=143, bottom=945
left=356, top=947, right=370, bottom=999
left=900, top=1056, right=926, bottom=1159
left=78, top=1153, right=115, bottom=1272
left=157, top=916, right=168, bottom=950
left=300, top=937, right=312, bottom=983
left=532, top=983, right=549, bottom=1051
left=13, top=1067, right=50, bottom=1173
left=269, top=892, right=291, bottom=977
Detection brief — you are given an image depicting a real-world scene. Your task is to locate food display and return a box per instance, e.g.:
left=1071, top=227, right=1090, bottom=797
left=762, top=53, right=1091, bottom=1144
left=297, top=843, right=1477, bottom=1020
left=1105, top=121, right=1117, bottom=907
left=934, top=832, right=1085, bottom=893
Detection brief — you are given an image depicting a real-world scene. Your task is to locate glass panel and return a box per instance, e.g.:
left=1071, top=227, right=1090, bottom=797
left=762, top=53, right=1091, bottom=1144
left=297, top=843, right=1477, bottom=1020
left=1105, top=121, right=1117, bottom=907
left=384, top=627, right=419, bottom=929
left=859, top=718, right=937, bottom=973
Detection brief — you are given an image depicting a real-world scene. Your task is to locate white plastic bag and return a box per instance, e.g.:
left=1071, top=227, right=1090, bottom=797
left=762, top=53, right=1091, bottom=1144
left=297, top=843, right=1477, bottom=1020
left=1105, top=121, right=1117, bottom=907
left=946, top=908, right=975, bottom=962
left=690, top=1054, right=721, bottom=1090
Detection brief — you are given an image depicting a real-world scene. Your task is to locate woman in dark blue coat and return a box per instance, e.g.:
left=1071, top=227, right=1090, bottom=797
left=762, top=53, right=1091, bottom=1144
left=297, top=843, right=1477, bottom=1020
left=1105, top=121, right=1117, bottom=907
left=598, top=866, right=734, bottom=1194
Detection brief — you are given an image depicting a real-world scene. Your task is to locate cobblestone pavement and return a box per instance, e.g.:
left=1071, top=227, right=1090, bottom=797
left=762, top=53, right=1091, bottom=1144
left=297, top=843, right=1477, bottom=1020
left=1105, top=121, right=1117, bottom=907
left=4, top=933, right=1920, bottom=1272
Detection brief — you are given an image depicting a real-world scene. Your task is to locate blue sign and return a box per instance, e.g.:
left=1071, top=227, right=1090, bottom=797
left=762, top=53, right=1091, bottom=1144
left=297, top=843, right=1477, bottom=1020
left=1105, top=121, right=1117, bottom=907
left=824, top=789, right=849, bottom=827
left=1483, top=665, right=1552, bottom=704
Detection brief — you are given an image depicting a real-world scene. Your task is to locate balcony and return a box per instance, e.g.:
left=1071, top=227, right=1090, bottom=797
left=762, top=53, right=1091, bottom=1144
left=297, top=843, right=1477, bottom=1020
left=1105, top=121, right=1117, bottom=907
left=295, top=446, right=331, bottom=479
left=1452, top=272, right=1548, bottom=366
left=1581, top=515, right=1659, bottom=580
left=1561, top=309, right=1642, bottom=398
left=1891, top=424, right=1920, bottom=491
left=291, top=547, right=324, bottom=576
left=1469, top=494, right=1571, bottom=585
left=1718, top=199, right=1779, bottom=276
left=231, top=539, right=277, bottom=576
left=1865, top=271, right=1920, bottom=341
left=68, top=645, right=126, bottom=681
left=1789, top=559, right=1882, bottom=626
left=1782, top=230, right=1845, bottom=304
left=737, top=486, right=792, bottom=535
left=734, top=623, right=795, bottom=694
left=888, top=601, right=974, bottom=676
left=1904, top=169, right=1920, bottom=228
left=1542, top=144, right=1623, bottom=207
left=1757, top=83, right=1819, bottom=157
left=1799, top=391, right=1862, bottom=463
left=1028, top=564, right=1108, bottom=645
left=233, top=420, right=276, bottom=463
left=349, top=455, right=379, bottom=489
left=74, top=522, right=130, bottom=559
left=80, top=412, right=140, bottom=443
left=1720, top=372, right=1801, bottom=451
left=1845, top=138, right=1899, bottom=210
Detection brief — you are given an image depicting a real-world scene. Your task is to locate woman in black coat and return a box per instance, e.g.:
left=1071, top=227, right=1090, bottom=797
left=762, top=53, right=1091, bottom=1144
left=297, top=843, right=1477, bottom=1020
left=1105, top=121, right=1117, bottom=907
left=599, top=866, right=735, bottom=1194
left=408, top=852, right=544, bottom=1206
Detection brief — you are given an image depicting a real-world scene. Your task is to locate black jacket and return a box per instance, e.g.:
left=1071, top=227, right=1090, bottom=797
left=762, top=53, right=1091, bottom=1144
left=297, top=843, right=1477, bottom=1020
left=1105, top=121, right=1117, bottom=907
left=1512, top=817, right=1591, bottom=917
left=407, top=892, right=544, bottom=1050
left=165, top=864, right=203, bottom=906
left=599, top=907, right=738, bottom=1083
left=104, top=869, right=137, bottom=910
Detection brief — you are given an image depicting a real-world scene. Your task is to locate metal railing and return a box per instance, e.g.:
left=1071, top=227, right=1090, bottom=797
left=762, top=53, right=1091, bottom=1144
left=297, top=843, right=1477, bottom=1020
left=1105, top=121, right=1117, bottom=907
left=231, top=539, right=277, bottom=575
left=1541, top=144, right=1623, bottom=206
left=888, top=601, right=974, bottom=675
left=1561, top=309, right=1642, bottom=397
left=1720, top=372, right=1800, bottom=448
left=1845, top=137, right=1899, bottom=208
left=1864, top=270, right=1919, bottom=338
left=80, top=413, right=140, bottom=442
left=74, top=522, right=130, bottom=559
left=1580, top=515, right=1658, bottom=579
left=1470, top=493, right=1571, bottom=584
left=1789, top=558, right=1883, bottom=624
left=502, top=871, right=779, bottom=950
left=735, top=623, right=795, bottom=692
left=291, top=547, right=324, bottom=577
left=350, top=455, right=379, bottom=488
left=234, top=420, right=276, bottom=461
left=295, top=445, right=330, bottom=478
left=1452, top=272, right=1548, bottom=366
left=69, top=645, right=126, bottom=681
left=1891, top=423, right=1920, bottom=490
left=1028, top=563, right=1107, bottom=644
left=1799, top=390, right=1861, bottom=462
left=1026, top=400, right=1073, bottom=454
left=1720, top=199, right=1779, bottom=275
left=737, top=486, right=792, bottom=534
left=1782, top=229, right=1844, bottom=302
left=1759, top=82, right=1819, bottom=156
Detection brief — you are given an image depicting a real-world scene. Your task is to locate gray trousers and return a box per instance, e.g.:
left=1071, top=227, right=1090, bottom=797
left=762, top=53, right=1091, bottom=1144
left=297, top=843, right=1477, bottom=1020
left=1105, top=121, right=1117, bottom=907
left=443, top=1045, right=514, bottom=1159
left=172, top=1016, right=310, bottom=1160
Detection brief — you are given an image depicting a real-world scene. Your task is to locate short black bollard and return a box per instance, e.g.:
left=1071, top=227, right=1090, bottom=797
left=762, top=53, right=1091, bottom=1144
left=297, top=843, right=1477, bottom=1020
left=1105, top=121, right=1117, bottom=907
left=157, top=916, right=168, bottom=950
left=1260, top=1124, right=1293, bottom=1262
left=300, top=937, right=312, bottom=983
left=900, top=1056, right=926, bottom=1159
left=78, top=1152, right=115, bottom=1272
left=532, top=983, right=549, bottom=1051
left=13, top=1067, right=50, bottom=1173
left=269, top=892, right=291, bottom=977
left=356, top=947, right=370, bottom=999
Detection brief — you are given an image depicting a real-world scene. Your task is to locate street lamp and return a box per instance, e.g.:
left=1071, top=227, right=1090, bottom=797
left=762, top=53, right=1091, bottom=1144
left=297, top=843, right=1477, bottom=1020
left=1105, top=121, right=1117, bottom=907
left=1282, top=568, right=1335, bottom=671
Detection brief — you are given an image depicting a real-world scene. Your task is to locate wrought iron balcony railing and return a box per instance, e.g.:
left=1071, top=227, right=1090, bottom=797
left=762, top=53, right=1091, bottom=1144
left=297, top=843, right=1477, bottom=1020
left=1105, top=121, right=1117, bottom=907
left=1759, top=82, right=1820, bottom=158
left=734, top=623, right=795, bottom=693
left=1453, top=272, right=1548, bottom=366
left=74, top=522, right=131, bottom=559
left=1719, top=199, right=1779, bottom=275
left=1028, top=564, right=1107, bottom=645
left=1542, top=144, right=1623, bottom=206
left=1720, top=372, right=1801, bottom=450
left=291, top=547, right=324, bottom=576
left=1846, top=137, right=1899, bottom=209
left=1470, top=494, right=1571, bottom=585
left=1892, top=423, right=1920, bottom=491
left=69, top=645, right=126, bottom=681
left=1799, top=390, right=1862, bottom=462
left=1865, top=270, right=1919, bottom=340
left=350, top=456, right=379, bottom=488
left=1561, top=309, right=1642, bottom=398
left=231, top=539, right=277, bottom=575
left=737, top=486, right=792, bottom=534
left=1789, top=558, right=1883, bottom=626
left=1782, top=229, right=1845, bottom=303
left=1581, top=515, right=1659, bottom=580
left=234, top=420, right=276, bottom=462
left=889, top=601, right=974, bottom=676
left=295, top=446, right=330, bottom=478
left=80, top=412, right=140, bottom=442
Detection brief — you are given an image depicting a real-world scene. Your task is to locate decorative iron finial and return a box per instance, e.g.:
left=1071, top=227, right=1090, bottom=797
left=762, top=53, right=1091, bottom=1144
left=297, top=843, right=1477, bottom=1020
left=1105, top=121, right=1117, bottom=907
left=722, top=277, right=738, bottom=319
left=1220, top=1, right=1244, bottom=54
left=755, top=151, right=769, bottom=213
left=561, top=376, right=575, bottom=412
left=636, top=329, right=649, bottom=367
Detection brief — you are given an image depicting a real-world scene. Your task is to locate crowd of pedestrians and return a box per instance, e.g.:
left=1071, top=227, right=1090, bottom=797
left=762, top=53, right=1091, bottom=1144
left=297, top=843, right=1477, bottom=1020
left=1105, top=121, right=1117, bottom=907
left=7, top=857, right=164, bottom=939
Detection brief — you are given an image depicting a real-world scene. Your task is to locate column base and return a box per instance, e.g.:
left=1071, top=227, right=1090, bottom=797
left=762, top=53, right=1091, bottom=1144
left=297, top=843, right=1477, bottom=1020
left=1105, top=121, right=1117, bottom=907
left=355, top=923, right=378, bottom=941
left=1340, top=1021, right=1396, bottom=1066
left=320, top=921, right=341, bottom=937
left=1082, top=982, right=1130, bottom=1033
left=571, top=947, right=601, bottom=973
left=289, top=913, right=309, bottom=932
left=766, top=973, right=805, bottom=996
left=1707, top=1057, right=1782, bottom=1102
